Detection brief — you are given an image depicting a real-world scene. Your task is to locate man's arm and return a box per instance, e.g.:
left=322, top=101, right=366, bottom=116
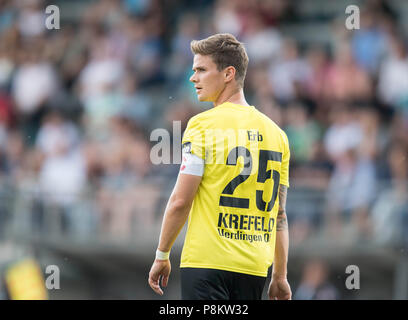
left=148, top=173, right=202, bottom=295
left=157, top=173, right=202, bottom=252
left=268, top=184, right=292, bottom=300
left=273, top=185, right=289, bottom=278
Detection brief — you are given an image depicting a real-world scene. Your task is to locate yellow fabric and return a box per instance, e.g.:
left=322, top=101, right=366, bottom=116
left=180, top=102, right=290, bottom=277
left=5, top=259, right=48, bottom=300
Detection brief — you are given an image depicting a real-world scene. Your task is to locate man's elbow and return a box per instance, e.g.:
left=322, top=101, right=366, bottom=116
left=169, top=197, right=192, bottom=213
left=276, top=213, right=289, bottom=231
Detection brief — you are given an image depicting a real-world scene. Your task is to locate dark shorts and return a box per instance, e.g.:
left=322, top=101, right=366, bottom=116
left=180, top=268, right=266, bottom=300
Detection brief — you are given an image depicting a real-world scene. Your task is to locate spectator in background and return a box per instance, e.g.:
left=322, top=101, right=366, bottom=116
left=324, top=104, right=363, bottom=162
left=93, top=115, right=154, bottom=238
left=78, top=26, right=124, bottom=140
left=36, top=111, right=86, bottom=233
left=323, top=42, right=372, bottom=102
left=16, top=0, right=45, bottom=39
left=0, top=0, right=16, bottom=34
left=268, top=38, right=311, bottom=104
left=324, top=105, right=377, bottom=240
left=167, top=12, right=202, bottom=93
left=77, top=26, right=124, bottom=103
left=246, top=65, right=273, bottom=105
left=3, top=130, right=25, bottom=181
left=325, top=148, right=377, bottom=241
left=126, top=16, right=163, bottom=86
left=14, top=147, right=44, bottom=234
left=294, top=259, right=340, bottom=300
left=256, top=0, right=292, bottom=26
left=377, top=35, right=408, bottom=112
left=122, top=0, right=151, bottom=16
left=389, top=111, right=408, bottom=147
left=303, top=46, right=330, bottom=108
left=357, top=106, right=380, bottom=160
left=36, top=110, right=80, bottom=157
left=212, top=0, right=245, bottom=37
left=55, top=26, right=89, bottom=91
left=117, top=73, right=152, bottom=126
left=82, top=0, right=125, bottom=31
left=241, top=11, right=281, bottom=67
left=0, top=90, right=13, bottom=150
left=371, top=141, right=408, bottom=246
left=97, top=129, right=132, bottom=238
left=12, top=42, right=59, bottom=144
left=284, top=102, right=321, bottom=164
left=0, top=41, right=15, bottom=89
left=350, top=9, right=388, bottom=75
left=283, top=103, right=326, bottom=246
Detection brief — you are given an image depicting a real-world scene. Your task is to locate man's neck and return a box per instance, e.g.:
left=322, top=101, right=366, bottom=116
left=213, top=87, right=249, bottom=107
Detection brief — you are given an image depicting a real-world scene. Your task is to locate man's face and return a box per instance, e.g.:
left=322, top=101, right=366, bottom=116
left=189, top=54, right=225, bottom=102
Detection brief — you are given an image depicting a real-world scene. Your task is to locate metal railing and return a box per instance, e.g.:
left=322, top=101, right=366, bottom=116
left=1, top=177, right=408, bottom=299
left=2, top=178, right=408, bottom=251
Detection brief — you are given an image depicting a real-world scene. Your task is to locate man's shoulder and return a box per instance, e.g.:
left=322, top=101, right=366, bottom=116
left=188, top=109, right=213, bottom=122
left=186, top=107, right=221, bottom=129
left=253, top=109, right=290, bottom=149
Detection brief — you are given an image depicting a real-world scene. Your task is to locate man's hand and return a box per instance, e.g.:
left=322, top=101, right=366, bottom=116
left=148, top=259, right=171, bottom=296
left=268, top=276, right=292, bottom=300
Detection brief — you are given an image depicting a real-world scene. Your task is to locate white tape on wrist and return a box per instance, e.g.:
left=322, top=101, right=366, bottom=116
left=156, top=249, right=170, bottom=260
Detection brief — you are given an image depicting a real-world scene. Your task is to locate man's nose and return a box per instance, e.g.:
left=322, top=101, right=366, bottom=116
left=189, top=73, right=196, bottom=83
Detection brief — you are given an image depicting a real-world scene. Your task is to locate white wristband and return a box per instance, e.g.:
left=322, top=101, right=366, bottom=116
left=156, top=249, right=170, bottom=260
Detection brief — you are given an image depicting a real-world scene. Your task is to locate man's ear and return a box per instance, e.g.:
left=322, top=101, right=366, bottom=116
left=224, top=66, right=236, bottom=83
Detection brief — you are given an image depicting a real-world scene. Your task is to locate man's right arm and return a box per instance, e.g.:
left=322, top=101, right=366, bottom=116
left=148, top=172, right=202, bottom=295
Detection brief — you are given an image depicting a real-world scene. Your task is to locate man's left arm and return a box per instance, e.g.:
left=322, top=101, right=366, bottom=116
left=268, top=184, right=292, bottom=300
left=148, top=173, right=202, bottom=295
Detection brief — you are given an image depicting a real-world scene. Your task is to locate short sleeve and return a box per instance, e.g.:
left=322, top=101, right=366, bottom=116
left=280, top=131, right=290, bottom=187
left=182, top=116, right=206, bottom=160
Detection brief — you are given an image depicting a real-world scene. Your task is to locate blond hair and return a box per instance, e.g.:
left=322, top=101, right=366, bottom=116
left=190, top=33, right=249, bottom=88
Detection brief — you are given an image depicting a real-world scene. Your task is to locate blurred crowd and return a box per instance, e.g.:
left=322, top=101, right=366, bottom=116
left=0, top=0, right=407, bottom=247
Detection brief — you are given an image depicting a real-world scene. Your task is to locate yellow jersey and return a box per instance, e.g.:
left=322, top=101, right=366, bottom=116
left=180, top=102, right=290, bottom=277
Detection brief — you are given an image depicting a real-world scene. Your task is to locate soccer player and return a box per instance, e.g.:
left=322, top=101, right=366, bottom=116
left=148, top=33, right=291, bottom=300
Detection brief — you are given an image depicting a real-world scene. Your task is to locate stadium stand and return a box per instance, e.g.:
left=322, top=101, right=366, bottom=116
left=0, top=0, right=407, bottom=299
